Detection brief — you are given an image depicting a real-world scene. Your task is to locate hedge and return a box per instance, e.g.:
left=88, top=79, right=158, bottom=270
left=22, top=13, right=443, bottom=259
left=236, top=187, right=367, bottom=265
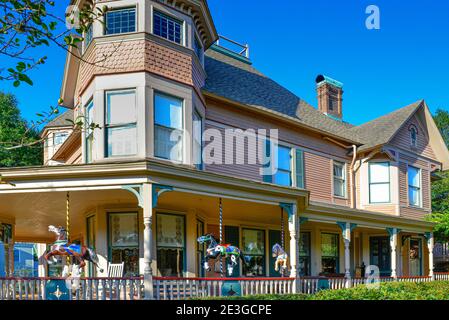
left=198, top=281, right=449, bottom=300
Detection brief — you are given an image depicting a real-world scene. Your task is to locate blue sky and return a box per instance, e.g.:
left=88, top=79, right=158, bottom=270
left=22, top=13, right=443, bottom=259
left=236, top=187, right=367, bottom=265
left=1, top=0, right=448, bottom=125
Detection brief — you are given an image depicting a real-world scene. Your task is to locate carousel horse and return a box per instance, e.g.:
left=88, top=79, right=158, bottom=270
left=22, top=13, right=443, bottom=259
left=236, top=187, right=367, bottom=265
left=197, top=233, right=245, bottom=276
left=44, top=225, right=104, bottom=274
left=272, top=243, right=288, bottom=275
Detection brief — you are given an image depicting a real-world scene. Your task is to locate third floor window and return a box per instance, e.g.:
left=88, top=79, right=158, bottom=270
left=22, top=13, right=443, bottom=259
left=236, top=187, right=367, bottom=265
left=153, top=11, right=182, bottom=45
left=105, top=7, right=136, bottom=35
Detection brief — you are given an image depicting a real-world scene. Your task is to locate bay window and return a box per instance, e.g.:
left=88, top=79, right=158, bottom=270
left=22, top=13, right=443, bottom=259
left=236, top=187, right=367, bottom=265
left=192, top=109, right=202, bottom=169
left=369, top=162, right=390, bottom=203
left=156, top=213, right=185, bottom=277
left=105, top=89, right=137, bottom=157
left=333, top=161, right=346, bottom=197
left=242, top=228, right=265, bottom=276
left=154, top=92, right=183, bottom=161
left=408, top=166, right=421, bottom=207
left=108, top=213, right=139, bottom=276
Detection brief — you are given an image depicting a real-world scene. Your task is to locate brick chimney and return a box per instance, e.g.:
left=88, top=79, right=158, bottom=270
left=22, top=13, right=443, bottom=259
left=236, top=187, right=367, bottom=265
left=316, top=75, right=343, bottom=119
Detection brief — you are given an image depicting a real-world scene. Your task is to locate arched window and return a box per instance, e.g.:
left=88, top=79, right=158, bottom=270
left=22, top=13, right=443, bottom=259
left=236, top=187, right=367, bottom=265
left=410, top=126, right=417, bottom=147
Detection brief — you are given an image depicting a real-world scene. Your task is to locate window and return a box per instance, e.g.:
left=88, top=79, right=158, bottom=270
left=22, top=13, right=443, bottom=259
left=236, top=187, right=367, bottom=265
left=410, top=127, right=417, bottom=147
left=154, top=92, right=183, bottom=161
left=85, top=100, right=94, bottom=163
left=153, top=11, right=182, bottom=44
left=193, top=36, right=203, bottom=62
left=333, top=161, right=346, bottom=197
left=196, top=220, right=205, bottom=277
left=263, top=143, right=304, bottom=188
left=242, top=228, right=265, bottom=276
left=192, top=110, right=202, bottom=169
left=108, top=213, right=139, bottom=276
left=105, top=89, right=137, bottom=157
left=299, top=232, right=311, bottom=276
left=369, top=162, right=390, bottom=203
left=408, top=166, right=421, bottom=207
left=53, top=132, right=68, bottom=146
left=84, top=24, right=93, bottom=50
left=156, top=213, right=185, bottom=277
left=274, top=146, right=292, bottom=186
left=105, top=7, right=136, bottom=35
left=321, top=233, right=339, bottom=274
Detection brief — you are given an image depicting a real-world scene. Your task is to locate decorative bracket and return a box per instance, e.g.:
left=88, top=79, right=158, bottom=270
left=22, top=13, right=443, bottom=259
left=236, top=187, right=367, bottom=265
left=152, top=184, right=173, bottom=209
left=299, top=217, right=309, bottom=225
left=386, top=227, right=402, bottom=237
left=336, top=221, right=357, bottom=236
left=402, top=235, right=412, bottom=246
left=279, top=203, right=294, bottom=222
left=122, top=185, right=144, bottom=208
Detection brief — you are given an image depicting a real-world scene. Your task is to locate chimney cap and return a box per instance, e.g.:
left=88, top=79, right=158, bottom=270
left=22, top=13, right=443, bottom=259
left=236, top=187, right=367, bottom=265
left=315, top=74, right=343, bottom=89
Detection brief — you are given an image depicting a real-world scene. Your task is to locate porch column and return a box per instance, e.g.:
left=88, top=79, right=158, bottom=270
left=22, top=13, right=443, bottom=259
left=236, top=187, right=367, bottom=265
left=283, top=203, right=300, bottom=293
left=425, top=232, right=435, bottom=280
left=387, top=228, right=398, bottom=278
left=337, top=222, right=356, bottom=288
left=142, top=183, right=154, bottom=300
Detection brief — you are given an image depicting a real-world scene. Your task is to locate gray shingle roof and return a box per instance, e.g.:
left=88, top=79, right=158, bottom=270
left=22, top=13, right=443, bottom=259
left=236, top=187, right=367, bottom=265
left=348, top=100, right=423, bottom=152
left=44, top=109, right=74, bottom=128
left=204, top=48, right=357, bottom=142
left=204, top=48, right=424, bottom=150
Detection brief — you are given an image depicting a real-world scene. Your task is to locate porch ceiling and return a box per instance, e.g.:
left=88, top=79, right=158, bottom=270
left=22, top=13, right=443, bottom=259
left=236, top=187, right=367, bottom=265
left=0, top=189, right=136, bottom=242
left=157, top=191, right=283, bottom=226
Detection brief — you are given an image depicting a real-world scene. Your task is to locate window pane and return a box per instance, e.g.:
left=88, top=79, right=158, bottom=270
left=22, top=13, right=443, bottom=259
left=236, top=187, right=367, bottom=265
left=156, top=214, right=185, bottom=248
left=334, top=178, right=345, bottom=197
left=154, top=93, right=183, bottom=129
left=274, top=171, right=291, bottom=186
left=409, top=187, right=420, bottom=206
left=321, top=233, right=338, bottom=257
left=153, top=11, right=182, bottom=44
left=299, top=232, right=310, bottom=257
left=408, top=166, right=420, bottom=187
left=242, top=229, right=265, bottom=255
left=105, top=8, right=136, bottom=35
left=154, top=125, right=183, bottom=161
left=243, top=256, right=264, bottom=276
left=106, top=90, right=136, bottom=125
left=370, top=183, right=390, bottom=203
left=107, top=125, right=137, bottom=157
left=157, top=248, right=184, bottom=277
left=333, top=163, right=344, bottom=178
left=277, top=146, right=291, bottom=171
left=193, top=111, right=202, bottom=168
left=369, top=162, right=389, bottom=183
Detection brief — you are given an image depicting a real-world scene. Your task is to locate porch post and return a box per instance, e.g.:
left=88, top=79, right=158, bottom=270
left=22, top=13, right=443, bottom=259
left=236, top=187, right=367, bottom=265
left=425, top=232, right=434, bottom=280
left=387, top=228, right=398, bottom=278
left=343, top=223, right=351, bottom=287
left=142, top=183, right=154, bottom=300
left=285, top=203, right=300, bottom=293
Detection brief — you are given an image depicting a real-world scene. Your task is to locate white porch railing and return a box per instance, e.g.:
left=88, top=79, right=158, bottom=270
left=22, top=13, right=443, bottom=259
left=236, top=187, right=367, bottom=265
left=0, top=274, right=447, bottom=300
left=0, top=277, right=144, bottom=300
left=153, top=277, right=294, bottom=300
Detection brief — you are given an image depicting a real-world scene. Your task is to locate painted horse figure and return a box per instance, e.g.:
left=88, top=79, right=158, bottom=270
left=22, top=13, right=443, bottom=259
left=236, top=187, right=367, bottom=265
left=272, top=243, right=288, bottom=276
left=197, top=234, right=244, bottom=276
left=44, top=225, right=103, bottom=274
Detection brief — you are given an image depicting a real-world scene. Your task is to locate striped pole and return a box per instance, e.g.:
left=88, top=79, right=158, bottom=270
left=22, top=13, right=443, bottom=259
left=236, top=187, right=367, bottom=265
left=281, top=207, right=285, bottom=249
left=219, top=198, right=223, bottom=277
left=66, top=192, right=70, bottom=267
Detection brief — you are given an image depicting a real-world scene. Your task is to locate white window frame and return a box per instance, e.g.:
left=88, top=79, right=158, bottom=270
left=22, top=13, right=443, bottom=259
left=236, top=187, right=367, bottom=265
left=333, top=160, right=346, bottom=198
left=408, top=165, right=422, bottom=207
left=85, top=99, right=94, bottom=163
left=368, top=161, right=391, bottom=204
left=104, top=89, right=138, bottom=158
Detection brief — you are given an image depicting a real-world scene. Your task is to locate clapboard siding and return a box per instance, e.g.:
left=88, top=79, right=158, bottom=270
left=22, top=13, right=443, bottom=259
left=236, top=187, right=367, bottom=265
left=304, top=152, right=332, bottom=203
left=390, top=114, right=437, bottom=161
left=363, top=204, right=397, bottom=215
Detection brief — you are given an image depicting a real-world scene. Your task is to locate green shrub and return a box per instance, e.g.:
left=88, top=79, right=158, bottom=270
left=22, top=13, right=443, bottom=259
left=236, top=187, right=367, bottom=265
left=196, top=281, right=449, bottom=300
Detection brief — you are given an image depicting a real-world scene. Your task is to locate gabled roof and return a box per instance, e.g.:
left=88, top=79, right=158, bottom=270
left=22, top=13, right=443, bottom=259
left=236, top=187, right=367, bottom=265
left=45, top=109, right=74, bottom=128
left=349, top=100, right=423, bottom=152
left=203, top=48, right=357, bottom=143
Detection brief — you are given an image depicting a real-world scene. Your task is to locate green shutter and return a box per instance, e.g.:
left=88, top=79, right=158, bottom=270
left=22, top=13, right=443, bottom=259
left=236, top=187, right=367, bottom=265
left=263, top=139, right=273, bottom=183
left=295, top=149, right=304, bottom=188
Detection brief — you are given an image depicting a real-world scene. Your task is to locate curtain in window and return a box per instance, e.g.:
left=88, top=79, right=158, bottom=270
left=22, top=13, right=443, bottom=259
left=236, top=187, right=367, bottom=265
left=156, top=214, right=185, bottom=277
left=369, top=162, right=390, bottom=203
left=154, top=93, right=183, bottom=161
